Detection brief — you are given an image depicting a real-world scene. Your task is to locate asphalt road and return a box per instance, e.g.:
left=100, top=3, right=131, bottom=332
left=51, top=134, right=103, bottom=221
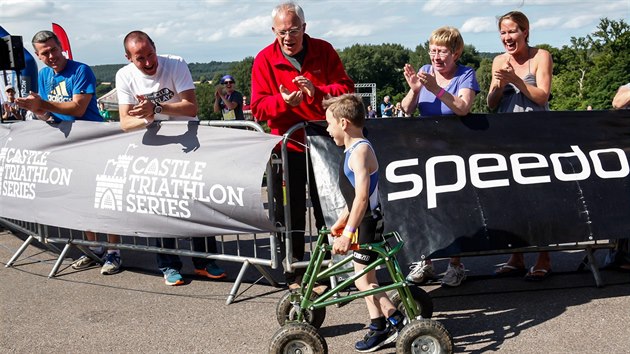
left=1, top=229, right=629, bottom=353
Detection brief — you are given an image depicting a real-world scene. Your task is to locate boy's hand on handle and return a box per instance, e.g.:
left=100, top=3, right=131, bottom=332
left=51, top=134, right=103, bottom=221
left=330, top=221, right=345, bottom=238
left=332, top=236, right=352, bottom=255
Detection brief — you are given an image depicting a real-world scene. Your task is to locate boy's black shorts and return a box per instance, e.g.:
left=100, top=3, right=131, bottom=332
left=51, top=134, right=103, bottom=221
left=352, top=213, right=384, bottom=265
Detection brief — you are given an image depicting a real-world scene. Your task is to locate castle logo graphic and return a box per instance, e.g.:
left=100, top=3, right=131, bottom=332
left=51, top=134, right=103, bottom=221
left=94, top=144, right=136, bottom=211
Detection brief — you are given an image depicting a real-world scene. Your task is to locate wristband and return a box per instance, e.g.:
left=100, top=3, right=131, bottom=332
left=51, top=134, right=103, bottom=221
left=344, top=225, right=356, bottom=233
left=342, top=229, right=358, bottom=243
left=143, top=118, right=150, bottom=126
left=436, top=88, right=446, bottom=99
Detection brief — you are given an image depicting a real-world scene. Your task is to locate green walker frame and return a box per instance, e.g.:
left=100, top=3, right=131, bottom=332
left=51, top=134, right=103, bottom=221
left=269, top=228, right=453, bottom=354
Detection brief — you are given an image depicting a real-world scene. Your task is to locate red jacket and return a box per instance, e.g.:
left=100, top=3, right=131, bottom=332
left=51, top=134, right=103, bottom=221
left=251, top=34, right=354, bottom=152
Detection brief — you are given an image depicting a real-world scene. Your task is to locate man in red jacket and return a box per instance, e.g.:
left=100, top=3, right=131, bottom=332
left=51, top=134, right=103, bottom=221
left=251, top=1, right=354, bottom=289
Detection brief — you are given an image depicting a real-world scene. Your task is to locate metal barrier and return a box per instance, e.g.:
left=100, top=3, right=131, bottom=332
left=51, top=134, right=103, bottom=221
left=2, top=119, right=282, bottom=304
left=276, top=122, right=325, bottom=275
left=278, top=121, right=617, bottom=288
left=2, top=118, right=618, bottom=306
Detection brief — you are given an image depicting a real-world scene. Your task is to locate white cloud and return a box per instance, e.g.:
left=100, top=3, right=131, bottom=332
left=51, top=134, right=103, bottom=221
left=461, top=17, right=497, bottom=33
left=0, top=0, right=53, bottom=17
left=322, top=24, right=375, bottom=39
left=229, top=15, right=270, bottom=38
left=422, top=0, right=525, bottom=16
left=562, top=14, right=600, bottom=29
left=531, top=17, right=562, bottom=29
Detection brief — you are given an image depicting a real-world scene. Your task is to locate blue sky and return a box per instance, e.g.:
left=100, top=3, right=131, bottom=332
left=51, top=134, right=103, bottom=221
left=1, top=0, right=628, bottom=67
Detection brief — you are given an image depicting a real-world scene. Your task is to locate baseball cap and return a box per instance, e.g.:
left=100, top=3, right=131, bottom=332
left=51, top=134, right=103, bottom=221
left=221, top=75, right=235, bottom=84
left=5, top=85, right=15, bottom=92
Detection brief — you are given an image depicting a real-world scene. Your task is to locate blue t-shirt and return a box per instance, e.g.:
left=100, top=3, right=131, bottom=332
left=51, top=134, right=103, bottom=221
left=416, top=64, right=480, bottom=117
left=37, top=60, right=102, bottom=122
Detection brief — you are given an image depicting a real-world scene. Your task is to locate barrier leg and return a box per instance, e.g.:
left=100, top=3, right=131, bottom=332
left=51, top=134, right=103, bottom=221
left=253, top=263, right=279, bottom=287
left=5, top=235, right=35, bottom=267
left=585, top=246, right=605, bottom=288
left=226, top=260, right=251, bottom=305
left=48, top=243, right=72, bottom=278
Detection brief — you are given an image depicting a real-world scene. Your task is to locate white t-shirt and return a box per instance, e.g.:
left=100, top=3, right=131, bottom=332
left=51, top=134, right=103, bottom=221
left=115, top=54, right=197, bottom=121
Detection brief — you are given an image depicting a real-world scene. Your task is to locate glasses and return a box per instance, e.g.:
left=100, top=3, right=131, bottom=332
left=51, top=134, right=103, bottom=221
left=275, top=28, right=301, bottom=38
left=223, top=81, right=234, bottom=85
left=428, top=49, right=451, bottom=59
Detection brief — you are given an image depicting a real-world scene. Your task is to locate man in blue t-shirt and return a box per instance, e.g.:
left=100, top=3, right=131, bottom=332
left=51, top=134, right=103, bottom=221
left=15, top=30, right=102, bottom=123
left=15, top=30, right=122, bottom=275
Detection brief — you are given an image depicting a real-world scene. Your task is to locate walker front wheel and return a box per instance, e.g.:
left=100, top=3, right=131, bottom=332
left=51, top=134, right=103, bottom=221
left=269, top=322, right=328, bottom=354
left=276, top=290, right=327, bottom=328
left=395, top=319, right=453, bottom=354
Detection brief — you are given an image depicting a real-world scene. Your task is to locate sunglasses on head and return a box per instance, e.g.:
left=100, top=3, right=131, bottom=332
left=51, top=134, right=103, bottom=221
left=223, top=80, right=234, bottom=84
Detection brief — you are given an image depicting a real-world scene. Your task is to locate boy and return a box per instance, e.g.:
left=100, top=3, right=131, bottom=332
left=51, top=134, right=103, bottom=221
left=323, top=94, right=405, bottom=352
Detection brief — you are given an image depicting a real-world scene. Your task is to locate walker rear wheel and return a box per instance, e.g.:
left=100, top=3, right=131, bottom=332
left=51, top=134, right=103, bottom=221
left=391, top=286, right=434, bottom=319
left=276, top=290, right=327, bottom=328
left=269, top=322, right=328, bottom=354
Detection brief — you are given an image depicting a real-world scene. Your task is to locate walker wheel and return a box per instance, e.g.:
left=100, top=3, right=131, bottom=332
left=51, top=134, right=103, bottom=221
left=276, top=290, right=326, bottom=328
left=390, top=286, right=434, bottom=320
left=396, top=319, right=453, bottom=354
left=269, top=322, right=328, bottom=354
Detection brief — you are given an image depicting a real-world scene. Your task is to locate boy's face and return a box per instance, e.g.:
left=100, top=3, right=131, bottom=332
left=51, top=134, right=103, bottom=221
left=325, top=110, right=344, bottom=146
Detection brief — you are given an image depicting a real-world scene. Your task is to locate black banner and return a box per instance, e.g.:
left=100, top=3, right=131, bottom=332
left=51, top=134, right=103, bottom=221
left=308, top=110, right=630, bottom=260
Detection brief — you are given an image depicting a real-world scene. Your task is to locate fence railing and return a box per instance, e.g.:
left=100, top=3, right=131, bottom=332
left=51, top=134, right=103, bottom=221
left=3, top=120, right=283, bottom=304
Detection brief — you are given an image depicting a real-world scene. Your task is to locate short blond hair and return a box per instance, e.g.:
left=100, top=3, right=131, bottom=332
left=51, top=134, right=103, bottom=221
left=322, top=94, right=366, bottom=128
left=429, top=26, right=464, bottom=57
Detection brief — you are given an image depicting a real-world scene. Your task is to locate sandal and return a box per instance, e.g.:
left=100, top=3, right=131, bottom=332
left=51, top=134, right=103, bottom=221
left=524, top=267, right=552, bottom=281
left=494, top=264, right=527, bottom=277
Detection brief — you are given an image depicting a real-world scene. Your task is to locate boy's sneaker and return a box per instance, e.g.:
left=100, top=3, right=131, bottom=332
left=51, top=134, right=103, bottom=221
left=71, top=254, right=102, bottom=270
left=354, top=323, right=397, bottom=352
left=100, top=253, right=122, bottom=275
left=163, top=268, right=184, bottom=286
left=387, top=311, right=406, bottom=332
left=194, top=260, right=226, bottom=279
left=406, top=260, right=435, bottom=284
left=441, top=263, right=466, bottom=287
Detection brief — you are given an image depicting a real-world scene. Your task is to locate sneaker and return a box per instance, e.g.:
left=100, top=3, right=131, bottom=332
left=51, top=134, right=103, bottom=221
left=194, top=260, right=226, bottom=279
left=355, top=323, right=397, bottom=353
left=100, top=253, right=122, bottom=275
left=387, top=311, right=406, bottom=332
left=163, top=268, right=184, bottom=286
left=441, top=263, right=466, bottom=287
left=71, top=254, right=102, bottom=270
left=406, top=260, right=435, bottom=284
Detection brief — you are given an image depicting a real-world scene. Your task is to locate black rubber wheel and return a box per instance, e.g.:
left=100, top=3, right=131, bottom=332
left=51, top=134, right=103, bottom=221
left=396, top=319, right=453, bottom=354
left=390, top=286, right=434, bottom=320
left=269, top=322, right=328, bottom=354
left=276, top=290, right=326, bottom=328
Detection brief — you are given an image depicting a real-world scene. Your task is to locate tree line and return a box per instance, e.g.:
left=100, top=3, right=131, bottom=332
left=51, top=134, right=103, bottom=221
left=95, top=18, right=629, bottom=120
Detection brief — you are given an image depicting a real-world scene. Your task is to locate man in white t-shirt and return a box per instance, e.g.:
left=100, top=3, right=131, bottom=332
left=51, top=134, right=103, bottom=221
left=116, top=31, right=226, bottom=285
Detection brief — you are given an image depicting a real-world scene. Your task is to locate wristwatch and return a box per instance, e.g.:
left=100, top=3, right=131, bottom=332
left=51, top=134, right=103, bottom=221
left=153, top=102, right=163, bottom=115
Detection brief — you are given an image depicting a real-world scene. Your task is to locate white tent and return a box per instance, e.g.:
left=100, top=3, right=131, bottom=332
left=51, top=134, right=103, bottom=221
left=98, top=88, right=118, bottom=111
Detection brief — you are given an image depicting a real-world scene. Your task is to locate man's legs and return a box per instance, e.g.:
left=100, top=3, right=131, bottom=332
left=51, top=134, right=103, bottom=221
left=284, top=152, right=308, bottom=286
left=155, top=238, right=184, bottom=285
left=191, top=236, right=226, bottom=279
left=71, top=231, right=105, bottom=270
left=101, top=234, right=122, bottom=275
left=272, top=151, right=307, bottom=286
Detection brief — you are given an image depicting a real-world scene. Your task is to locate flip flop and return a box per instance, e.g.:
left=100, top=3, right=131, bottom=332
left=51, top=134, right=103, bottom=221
left=524, top=267, right=552, bottom=281
left=494, top=264, right=527, bottom=277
